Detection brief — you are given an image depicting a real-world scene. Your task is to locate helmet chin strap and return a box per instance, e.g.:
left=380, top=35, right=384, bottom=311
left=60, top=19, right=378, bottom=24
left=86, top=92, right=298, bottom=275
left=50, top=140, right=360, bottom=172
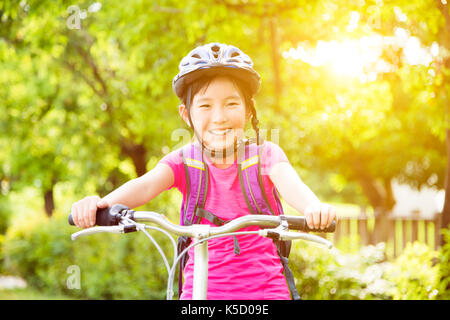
left=202, top=135, right=240, bottom=163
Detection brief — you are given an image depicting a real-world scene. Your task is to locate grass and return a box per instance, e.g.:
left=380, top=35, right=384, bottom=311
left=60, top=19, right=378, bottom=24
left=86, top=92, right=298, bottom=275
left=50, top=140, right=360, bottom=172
left=0, top=287, right=75, bottom=300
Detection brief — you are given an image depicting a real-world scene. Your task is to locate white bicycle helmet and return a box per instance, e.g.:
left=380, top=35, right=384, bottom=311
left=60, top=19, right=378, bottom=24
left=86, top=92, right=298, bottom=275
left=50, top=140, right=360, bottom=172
left=172, top=43, right=261, bottom=100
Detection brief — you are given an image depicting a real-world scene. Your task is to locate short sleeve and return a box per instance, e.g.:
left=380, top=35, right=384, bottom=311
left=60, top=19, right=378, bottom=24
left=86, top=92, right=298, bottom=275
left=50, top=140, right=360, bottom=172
left=158, top=148, right=185, bottom=192
left=260, top=140, right=290, bottom=176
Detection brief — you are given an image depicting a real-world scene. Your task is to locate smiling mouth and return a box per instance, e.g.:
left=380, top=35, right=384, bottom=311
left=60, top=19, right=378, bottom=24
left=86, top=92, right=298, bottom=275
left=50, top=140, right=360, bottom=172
left=208, top=128, right=232, bottom=136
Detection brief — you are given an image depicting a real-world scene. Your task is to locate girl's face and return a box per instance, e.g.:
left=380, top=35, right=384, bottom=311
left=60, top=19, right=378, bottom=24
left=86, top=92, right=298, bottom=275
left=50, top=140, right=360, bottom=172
left=179, top=76, right=250, bottom=154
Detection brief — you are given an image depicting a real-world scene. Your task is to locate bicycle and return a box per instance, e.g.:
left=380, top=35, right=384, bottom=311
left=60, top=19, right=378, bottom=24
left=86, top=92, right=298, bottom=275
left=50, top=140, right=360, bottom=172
left=68, top=204, right=336, bottom=300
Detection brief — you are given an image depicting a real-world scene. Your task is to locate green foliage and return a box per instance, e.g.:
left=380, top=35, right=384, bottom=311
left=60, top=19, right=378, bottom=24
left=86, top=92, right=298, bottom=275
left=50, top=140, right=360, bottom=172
left=2, top=211, right=177, bottom=299
left=385, top=242, right=439, bottom=300
left=291, top=241, right=396, bottom=299
left=2, top=213, right=73, bottom=293
left=0, top=197, right=12, bottom=235
left=0, top=0, right=447, bottom=210
left=0, top=197, right=12, bottom=274
left=437, top=228, right=450, bottom=299
left=290, top=239, right=440, bottom=300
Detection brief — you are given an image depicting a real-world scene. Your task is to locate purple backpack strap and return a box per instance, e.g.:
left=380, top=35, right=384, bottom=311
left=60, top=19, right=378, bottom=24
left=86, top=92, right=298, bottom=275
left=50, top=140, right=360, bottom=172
left=237, top=139, right=282, bottom=216
left=179, top=143, right=208, bottom=226
left=272, top=186, right=285, bottom=216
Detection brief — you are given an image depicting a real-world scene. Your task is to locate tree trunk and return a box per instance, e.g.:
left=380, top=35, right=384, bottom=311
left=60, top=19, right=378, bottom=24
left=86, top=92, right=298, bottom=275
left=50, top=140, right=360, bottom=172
left=373, top=208, right=391, bottom=244
left=120, top=140, right=148, bottom=177
left=351, top=155, right=395, bottom=244
left=44, top=187, right=55, bottom=217
left=441, top=129, right=450, bottom=246
left=372, top=179, right=396, bottom=244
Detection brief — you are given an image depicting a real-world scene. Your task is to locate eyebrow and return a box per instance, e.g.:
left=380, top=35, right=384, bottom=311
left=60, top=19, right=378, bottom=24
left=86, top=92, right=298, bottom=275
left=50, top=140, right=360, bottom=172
left=196, top=95, right=242, bottom=103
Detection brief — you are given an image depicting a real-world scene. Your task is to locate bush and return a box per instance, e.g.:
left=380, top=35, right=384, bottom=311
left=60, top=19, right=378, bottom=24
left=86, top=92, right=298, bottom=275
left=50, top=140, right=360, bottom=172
left=290, top=240, right=396, bottom=300
left=0, top=197, right=12, bottom=274
left=0, top=197, right=12, bottom=235
left=385, top=242, right=439, bottom=300
left=290, top=238, right=440, bottom=300
left=2, top=211, right=177, bottom=299
left=437, top=228, right=450, bottom=299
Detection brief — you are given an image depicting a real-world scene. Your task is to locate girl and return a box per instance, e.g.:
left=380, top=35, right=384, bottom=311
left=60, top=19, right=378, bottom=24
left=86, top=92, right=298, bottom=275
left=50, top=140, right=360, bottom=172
left=70, top=43, right=336, bottom=300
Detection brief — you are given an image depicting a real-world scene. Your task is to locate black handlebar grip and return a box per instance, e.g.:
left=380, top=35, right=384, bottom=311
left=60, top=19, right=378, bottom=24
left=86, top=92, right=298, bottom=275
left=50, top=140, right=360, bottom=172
left=68, top=204, right=131, bottom=226
left=68, top=214, right=75, bottom=225
left=286, top=216, right=336, bottom=233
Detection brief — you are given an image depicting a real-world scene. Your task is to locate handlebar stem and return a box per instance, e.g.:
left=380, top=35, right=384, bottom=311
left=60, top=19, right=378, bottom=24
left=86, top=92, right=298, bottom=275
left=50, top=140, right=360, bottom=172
left=192, top=224, right=211, bottom=240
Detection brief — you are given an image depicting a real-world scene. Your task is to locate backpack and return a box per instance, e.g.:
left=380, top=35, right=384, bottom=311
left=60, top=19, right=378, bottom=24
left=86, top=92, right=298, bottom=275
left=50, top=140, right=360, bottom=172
left=176, top=138, right=301, bottom=300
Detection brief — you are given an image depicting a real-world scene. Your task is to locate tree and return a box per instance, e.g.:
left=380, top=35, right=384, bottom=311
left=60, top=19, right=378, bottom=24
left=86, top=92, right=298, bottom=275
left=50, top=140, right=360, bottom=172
left=267, top=0, right=447, bottom=243
left=377, top=0, right=450, bottom=244
left=0, top=0, right=447, bottom=231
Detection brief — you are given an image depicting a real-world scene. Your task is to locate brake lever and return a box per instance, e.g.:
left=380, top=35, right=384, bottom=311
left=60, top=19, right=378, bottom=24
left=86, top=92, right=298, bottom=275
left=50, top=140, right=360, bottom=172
left=71, top=225, right=126, bottom=241
left=258, top=228, right=333, bottom=249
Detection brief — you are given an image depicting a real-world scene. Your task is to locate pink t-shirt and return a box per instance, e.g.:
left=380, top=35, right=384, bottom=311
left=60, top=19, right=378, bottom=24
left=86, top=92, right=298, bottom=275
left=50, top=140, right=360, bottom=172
left=159, top=140, right=291, bottom=300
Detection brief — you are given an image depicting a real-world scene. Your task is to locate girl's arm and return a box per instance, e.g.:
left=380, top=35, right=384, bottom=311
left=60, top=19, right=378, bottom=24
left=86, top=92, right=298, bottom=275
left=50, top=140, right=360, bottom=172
left=71, top=163, right=174, bottom=228
left=102, top=163, right=174, bottom=208
left=269, top=161, right=336, bottom=230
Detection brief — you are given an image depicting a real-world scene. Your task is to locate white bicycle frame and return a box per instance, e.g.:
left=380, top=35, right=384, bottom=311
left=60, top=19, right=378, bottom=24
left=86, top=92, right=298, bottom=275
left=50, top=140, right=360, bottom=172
left=71, top=211, right=333, bottom=300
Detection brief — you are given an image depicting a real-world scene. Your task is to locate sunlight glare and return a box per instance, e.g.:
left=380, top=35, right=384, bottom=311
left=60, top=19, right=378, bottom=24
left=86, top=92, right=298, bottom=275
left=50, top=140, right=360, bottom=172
left=283, top=31, right=437, bottom=82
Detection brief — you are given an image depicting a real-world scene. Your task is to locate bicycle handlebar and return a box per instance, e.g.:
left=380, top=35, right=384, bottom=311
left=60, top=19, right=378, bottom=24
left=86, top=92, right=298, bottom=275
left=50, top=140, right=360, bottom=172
left=68, top=205, right=125, bottom=227
left=68, top=204, right=336, bottom=240
left=68, top=205, right=336, bottom=300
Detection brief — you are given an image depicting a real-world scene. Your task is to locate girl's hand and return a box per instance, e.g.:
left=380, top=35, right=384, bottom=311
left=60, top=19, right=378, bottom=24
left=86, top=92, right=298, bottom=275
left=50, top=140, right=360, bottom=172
left=70, top=196, right=110, bottom=229
left=304, top=202, right=337, bottom=230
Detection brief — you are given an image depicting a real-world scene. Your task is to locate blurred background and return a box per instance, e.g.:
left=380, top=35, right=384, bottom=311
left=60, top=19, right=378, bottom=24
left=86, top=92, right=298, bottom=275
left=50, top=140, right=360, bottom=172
left=0, top=0, right=449, bottom=299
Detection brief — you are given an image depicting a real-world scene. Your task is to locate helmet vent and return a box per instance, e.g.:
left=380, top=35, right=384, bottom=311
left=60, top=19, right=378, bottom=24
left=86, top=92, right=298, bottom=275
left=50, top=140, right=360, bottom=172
left=231, top=52, right=240, bottom=58
left=191, top=54, right=201, bottom=59
left=211, top=45, right=220, bottom=52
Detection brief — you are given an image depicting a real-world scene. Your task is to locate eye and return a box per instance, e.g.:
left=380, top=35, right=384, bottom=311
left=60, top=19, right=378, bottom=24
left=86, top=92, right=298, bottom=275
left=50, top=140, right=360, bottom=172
left=227, top=102, right=239, bottom=106
left=199, top=104, right=211, bottom=109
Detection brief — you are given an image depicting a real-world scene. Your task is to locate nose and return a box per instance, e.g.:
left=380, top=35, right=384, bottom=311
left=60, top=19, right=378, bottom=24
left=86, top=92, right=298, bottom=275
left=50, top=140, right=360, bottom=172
left=211, top=106, right=227, bottom=124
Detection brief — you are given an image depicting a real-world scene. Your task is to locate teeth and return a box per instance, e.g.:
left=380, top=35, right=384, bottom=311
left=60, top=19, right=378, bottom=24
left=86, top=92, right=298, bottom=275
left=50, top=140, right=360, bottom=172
left=209, top=129, right=231, bottom=135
